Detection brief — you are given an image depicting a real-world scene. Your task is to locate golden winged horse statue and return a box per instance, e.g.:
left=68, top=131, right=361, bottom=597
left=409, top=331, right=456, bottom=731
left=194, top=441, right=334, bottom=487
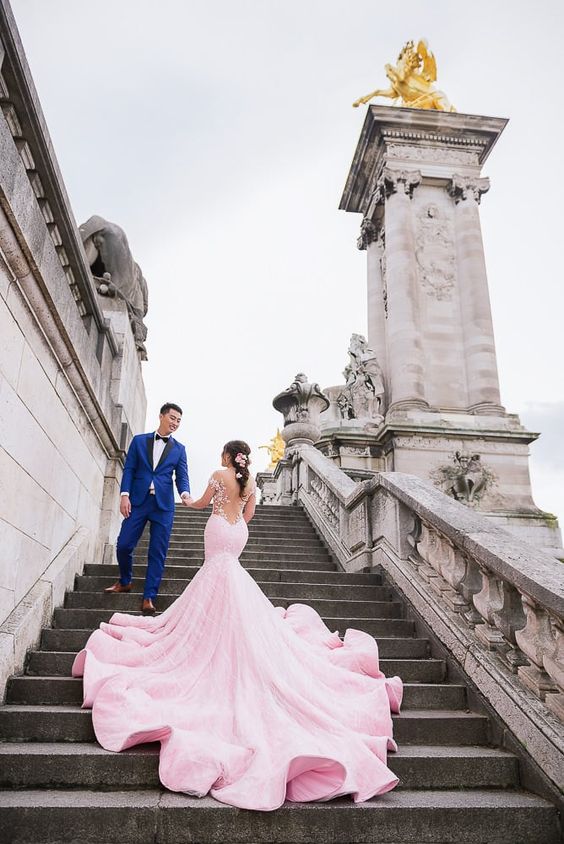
left=353, top=39, right=455, bottom=112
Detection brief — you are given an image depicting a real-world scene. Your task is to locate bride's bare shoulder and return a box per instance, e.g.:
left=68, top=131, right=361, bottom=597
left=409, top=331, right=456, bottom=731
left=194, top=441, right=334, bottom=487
left=209, top=469, right=228, bottom=484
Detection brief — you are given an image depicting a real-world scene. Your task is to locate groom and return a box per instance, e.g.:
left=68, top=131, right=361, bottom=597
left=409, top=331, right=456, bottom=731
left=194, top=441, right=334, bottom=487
left=105, top=402, right=191, bottom=615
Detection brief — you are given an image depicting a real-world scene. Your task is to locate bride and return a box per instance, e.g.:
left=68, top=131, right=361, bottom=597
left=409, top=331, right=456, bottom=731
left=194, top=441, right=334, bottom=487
left=72, top=439, right=403, bottom=811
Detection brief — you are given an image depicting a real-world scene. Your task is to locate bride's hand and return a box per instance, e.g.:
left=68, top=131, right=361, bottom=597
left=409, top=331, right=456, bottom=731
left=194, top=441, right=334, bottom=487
left=181, top=494, right=193, bottom=507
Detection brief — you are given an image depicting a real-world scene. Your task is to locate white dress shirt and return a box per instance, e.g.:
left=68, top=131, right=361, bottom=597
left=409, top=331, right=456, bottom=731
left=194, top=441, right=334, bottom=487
left=150, top=434, right=167, bottom=492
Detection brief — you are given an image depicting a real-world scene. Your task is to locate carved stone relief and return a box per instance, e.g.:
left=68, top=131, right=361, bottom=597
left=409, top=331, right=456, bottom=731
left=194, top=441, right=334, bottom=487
left=386, top=144, right=480, bottom=165
left=415, top=202, right=456, bottom=301
left=431, top=451, right=496, bottom=505
left=379, top=167, right=422, bottom=199
left=377, top=229, right=388, bottom=318
left=341, top=446, right=371, bottom=456
left=447, top=175, right=490, bottom=204
left=357, top=217, right=378, bottom=251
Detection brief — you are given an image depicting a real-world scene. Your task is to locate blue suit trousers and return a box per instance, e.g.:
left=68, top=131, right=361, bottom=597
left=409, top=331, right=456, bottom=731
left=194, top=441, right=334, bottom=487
left=116, top=493, right=174, bottom=599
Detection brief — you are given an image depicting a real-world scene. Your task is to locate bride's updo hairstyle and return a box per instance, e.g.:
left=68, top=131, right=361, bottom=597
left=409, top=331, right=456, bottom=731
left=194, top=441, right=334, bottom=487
left=223, top=440, right=251, bottom=496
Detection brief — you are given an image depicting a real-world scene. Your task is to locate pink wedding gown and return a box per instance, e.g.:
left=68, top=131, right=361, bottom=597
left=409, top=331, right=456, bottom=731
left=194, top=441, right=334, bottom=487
left=72, top=479, right=403, bottom=811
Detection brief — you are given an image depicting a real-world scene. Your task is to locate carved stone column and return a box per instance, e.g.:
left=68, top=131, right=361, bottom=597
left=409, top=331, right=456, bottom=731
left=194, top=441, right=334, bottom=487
left=447, top=175, right=503, bottom=414
left=380, top=168, right=428, bottom=411
left=364, top=226, right=388, bottom=388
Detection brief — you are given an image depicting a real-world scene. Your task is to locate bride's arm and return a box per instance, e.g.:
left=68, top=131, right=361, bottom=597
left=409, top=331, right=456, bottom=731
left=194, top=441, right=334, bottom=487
left=243, top=483, right=257, bottom=524
left=184, top=480, right=215, bottom=510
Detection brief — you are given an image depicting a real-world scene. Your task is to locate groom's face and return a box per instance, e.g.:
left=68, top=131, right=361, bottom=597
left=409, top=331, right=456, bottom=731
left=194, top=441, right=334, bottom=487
left=159, top=410, right=182, bottom=435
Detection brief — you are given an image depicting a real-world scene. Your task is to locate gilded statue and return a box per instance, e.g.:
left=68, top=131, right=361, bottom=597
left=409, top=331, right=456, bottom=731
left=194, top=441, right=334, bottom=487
left=259, top=430, right=285, bottom=470
left=353, top=39, right=455, bottom=112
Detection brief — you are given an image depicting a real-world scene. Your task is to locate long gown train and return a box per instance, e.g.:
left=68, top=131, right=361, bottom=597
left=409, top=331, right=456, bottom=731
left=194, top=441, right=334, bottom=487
left=72, top=512, right=403, bottom=811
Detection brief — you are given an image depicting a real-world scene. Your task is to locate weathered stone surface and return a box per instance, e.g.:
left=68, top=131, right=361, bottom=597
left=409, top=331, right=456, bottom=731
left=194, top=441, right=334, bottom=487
left=0, top=505, right=560, bottom=841
left=333, top=105, right=562, bottom=552
left=0, top=5, right=147, bottom=692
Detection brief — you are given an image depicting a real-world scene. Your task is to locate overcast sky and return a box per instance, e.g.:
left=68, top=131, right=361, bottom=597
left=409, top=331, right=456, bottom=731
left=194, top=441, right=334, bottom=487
left=11, top=0, right=564, bottom=526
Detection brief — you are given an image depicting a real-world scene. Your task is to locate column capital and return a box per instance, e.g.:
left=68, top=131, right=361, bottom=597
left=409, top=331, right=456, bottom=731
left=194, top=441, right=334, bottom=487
left=447, top=174, right=490, bottom=204
left=379, top=167, right=422, bottom=199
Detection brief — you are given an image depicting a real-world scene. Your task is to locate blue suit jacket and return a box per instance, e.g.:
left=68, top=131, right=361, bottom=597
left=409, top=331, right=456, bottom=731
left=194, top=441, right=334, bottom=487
left=120, top=433, right=190, bottom=512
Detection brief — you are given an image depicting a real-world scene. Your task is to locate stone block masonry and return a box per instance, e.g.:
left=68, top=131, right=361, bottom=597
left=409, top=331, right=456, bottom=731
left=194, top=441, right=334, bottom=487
left=0, top=1, right=146, bottom=695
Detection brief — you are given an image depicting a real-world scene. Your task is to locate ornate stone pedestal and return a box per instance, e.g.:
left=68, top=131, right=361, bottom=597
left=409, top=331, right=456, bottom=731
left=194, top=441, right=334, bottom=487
left=336, top=106, right=562, bottom=554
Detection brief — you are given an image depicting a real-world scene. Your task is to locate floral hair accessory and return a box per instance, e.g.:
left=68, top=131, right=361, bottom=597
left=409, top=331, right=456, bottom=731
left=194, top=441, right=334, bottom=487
left=234, top=452, right=247, bottom=466
left=235, top=472, right=242, bottom=479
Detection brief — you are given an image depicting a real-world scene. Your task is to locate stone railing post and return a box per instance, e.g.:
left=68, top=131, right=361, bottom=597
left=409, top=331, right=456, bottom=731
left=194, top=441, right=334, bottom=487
left=272, top=373, right=329, bottom=503
left=515, top=596, right=558, bottom=699
left=544, top=617, right=564, bottom=719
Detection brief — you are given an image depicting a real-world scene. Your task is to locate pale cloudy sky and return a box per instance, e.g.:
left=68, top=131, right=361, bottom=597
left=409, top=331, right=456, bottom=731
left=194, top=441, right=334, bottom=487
left=11, top=0, right=564, bottom=525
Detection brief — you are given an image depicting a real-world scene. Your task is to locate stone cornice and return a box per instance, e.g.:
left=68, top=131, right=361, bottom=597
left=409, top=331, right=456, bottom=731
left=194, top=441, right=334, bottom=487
left=0, top=1, right=106, bottom=330
left=340, top=105, right=508, bottom=216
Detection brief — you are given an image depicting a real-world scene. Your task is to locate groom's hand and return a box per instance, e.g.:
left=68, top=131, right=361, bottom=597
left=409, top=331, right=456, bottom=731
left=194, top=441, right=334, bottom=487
left=181, top=493, right=193, bottom=507
left=120, top=495, right=131, bottom=518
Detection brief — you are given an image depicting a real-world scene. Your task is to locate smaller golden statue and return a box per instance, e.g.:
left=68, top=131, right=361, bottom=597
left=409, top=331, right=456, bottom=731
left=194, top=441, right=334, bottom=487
left=259, top=429, right=285, bottom=470
left=353, top=39, right=455, bottom=112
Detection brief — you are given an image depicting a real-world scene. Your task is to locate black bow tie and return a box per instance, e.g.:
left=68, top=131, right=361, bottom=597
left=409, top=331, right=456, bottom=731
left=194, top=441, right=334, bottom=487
left=155, top=434, right=169, bottom=443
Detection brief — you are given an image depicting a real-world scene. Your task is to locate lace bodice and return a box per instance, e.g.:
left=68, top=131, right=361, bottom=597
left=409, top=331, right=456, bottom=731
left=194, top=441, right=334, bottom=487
left=208, top=475, right=254, bottom=525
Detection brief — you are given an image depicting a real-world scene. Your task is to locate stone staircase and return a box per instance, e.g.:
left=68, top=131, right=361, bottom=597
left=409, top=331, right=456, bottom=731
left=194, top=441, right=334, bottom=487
left=0, top=505, right=560, bottom=843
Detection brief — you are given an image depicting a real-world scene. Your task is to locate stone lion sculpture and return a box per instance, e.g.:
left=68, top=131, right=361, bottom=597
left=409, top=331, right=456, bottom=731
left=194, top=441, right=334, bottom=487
left=79, top=215, right=149, bottom=359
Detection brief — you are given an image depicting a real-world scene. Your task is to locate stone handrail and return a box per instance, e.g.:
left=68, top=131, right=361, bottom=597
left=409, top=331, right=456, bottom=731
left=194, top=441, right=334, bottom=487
left=267, top=443, right=564, bottom=789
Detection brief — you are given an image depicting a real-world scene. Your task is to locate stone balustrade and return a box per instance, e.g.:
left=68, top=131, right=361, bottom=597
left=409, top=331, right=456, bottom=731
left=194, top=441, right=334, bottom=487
left=261, top=442, right=564, bottom=791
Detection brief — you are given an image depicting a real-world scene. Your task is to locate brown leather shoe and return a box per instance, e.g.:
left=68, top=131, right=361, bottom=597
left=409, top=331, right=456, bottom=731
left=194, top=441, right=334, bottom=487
left=141, top=598, right=156, bottom=616
left=104, top=581, right=133, bottom=593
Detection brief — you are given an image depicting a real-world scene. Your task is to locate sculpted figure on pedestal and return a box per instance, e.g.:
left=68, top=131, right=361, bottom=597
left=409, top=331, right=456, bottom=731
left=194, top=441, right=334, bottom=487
left=337, top=334, right=385, bottom=422
left=352, top=39, right=456, bottom=112
left=79, top=215, right=149, bottom=359
left=259, top=430, right=285, bottom=470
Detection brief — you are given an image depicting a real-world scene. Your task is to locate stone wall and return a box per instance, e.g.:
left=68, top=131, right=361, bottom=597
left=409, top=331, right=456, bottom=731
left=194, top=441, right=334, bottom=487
left=0, top=2, right=146, bottom=693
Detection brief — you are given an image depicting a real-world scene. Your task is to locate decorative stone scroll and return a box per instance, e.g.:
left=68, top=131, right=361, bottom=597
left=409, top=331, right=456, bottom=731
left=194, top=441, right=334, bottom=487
left=447, top=175, right=490, bottom=205
left=357, top=217, right=378, bottom=251
left=378, top=167, right=422, bottom=199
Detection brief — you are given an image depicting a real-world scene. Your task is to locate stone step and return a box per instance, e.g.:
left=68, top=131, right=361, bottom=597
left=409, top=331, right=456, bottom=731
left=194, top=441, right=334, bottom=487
left=166, top=528, right=324, bottom=540
left=134, top=557, right=338, bottom=571
left=38, top=632, right=429, bottom=659
left=51, top=609, right=416, bottom=637
left=138, top=536, right=327, bottom=549
left=0, top=707, right=487, bottom=745
left=63, top=592, right=405, bottom=619
left=75, top=575, right=392, bottom=602
left=154, top=550, right=334, bottom=564
left=1, top=789, right=557, bottom=843
left=174, top=511, right=313, bottom=522
left=0, top=743, right=517, bottom=791
left=169, top=520, right=316, bottom=533
left=9, top=672, right=455, bottom=704
left=83, top=563, right=380, bottom=585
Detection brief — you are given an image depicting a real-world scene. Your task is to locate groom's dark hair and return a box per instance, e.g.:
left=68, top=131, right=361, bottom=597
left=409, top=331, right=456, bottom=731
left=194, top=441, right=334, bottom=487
left=160, top=402, right=183, bottom=416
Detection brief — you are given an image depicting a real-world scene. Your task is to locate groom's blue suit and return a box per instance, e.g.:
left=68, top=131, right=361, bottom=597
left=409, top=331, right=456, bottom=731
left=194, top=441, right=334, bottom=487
left=116, top=433, right=190, bottom=599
